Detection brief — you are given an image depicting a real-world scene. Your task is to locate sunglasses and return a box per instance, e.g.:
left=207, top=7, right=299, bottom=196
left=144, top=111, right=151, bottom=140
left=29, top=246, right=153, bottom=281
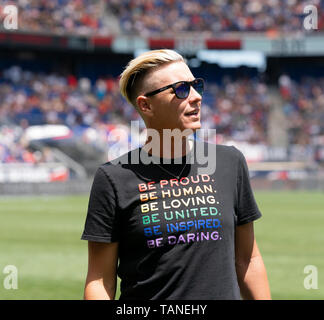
left=144, top=78, right=204, bottom=99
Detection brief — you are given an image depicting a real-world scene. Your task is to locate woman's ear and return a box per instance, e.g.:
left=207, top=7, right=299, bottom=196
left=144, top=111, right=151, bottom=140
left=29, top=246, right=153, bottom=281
left=136, top=96, right=153, bottom=116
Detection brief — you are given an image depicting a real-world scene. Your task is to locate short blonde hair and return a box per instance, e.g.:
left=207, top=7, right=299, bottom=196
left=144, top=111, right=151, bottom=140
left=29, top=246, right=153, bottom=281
left=119, top=49, right=184, bottom=108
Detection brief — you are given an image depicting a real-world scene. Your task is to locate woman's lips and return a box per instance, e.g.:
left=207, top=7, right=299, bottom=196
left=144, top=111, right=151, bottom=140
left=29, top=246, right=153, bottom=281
left=185, top=109, right=200, bottom=116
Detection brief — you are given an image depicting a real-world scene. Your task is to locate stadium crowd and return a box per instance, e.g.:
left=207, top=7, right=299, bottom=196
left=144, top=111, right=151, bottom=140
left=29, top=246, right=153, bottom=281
left=279, top=74, right=324, bottom=147
left=108, top=0, right=324, bottom=35
left=0, top=65, right=139, bottom=163
left=0, top=0, right=110, bottom=36
left=201, top=78, right=270, bottom=144
left=0, top=66, right=271, bottom=159
left=0, top=65, right=137, bottom=128
left=1, top=65, right=324, bottom=164
left=0, top=0, right=323, bottom=36
left=0, top=66, right=324, bottom=162
left=0, top=125, right=55, bottom=163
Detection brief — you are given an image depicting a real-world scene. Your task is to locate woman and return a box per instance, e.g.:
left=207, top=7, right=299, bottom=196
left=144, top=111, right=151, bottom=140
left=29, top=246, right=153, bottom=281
left=81, top=49, right=271, bottom=300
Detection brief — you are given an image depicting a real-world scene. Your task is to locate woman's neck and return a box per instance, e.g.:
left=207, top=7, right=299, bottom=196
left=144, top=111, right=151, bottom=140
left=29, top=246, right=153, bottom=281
left=143, top=133, right=193, bottom=159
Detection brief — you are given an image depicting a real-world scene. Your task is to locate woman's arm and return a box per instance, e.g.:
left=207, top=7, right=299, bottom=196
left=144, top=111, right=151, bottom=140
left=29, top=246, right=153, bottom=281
left=84, top=241, right=119, bottom=300
left=235, top=222, right=271, bottom=300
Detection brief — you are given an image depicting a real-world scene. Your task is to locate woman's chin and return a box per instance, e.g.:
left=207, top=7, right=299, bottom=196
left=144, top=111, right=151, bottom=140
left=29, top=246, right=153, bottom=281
left=185, top=121, right=201, bottom=132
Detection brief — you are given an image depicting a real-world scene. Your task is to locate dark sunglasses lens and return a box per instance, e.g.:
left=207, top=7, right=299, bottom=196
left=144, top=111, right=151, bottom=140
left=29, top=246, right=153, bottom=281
left=175, top=82, right=190, bottom=99
left=193, top=79, right=204, bottom=96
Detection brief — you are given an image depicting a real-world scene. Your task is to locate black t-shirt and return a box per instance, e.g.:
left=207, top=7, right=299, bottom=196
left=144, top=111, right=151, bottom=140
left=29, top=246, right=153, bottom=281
left=81, top=140, right=262, bottom=300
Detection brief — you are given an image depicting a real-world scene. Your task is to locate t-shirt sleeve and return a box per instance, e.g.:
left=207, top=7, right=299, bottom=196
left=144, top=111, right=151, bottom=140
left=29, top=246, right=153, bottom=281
left=234, top=147, right=262, bottom=226
left=81, top=166, right=120, bottom=243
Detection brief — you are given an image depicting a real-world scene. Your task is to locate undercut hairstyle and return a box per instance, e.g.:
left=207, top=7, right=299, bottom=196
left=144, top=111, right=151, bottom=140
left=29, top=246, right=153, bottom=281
left=119, top=49, right=184, bottom=109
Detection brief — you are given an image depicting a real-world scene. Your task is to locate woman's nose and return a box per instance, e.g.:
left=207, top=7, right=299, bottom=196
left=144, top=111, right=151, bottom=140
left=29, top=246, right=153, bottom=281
left=189, top=86, right=202, bottom=102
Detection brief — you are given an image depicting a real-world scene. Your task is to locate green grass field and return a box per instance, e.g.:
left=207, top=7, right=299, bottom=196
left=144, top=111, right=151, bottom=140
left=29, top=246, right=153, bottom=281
left=0, top=191, right=323, bottom=300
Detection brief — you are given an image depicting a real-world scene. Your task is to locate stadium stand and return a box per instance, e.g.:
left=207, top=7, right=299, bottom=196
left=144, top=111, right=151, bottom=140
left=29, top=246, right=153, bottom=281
left=0, top=65, right=272, bottom=151
left=279, top=74, right=324, bottom=146
left=108, top=0, right=324, bottom=35
left=0, top=0, right=112, bottom=36
left=0, top=65, right=137, bottom=127
left=1, top=64, right=323, bottom=166
left=0, top=0, right=323, bottom=35
left=0, top=0, right=324, bottom=188
left=0, top=125, right=54, bottom=163
left=0, top=65, right=271, bottom=144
